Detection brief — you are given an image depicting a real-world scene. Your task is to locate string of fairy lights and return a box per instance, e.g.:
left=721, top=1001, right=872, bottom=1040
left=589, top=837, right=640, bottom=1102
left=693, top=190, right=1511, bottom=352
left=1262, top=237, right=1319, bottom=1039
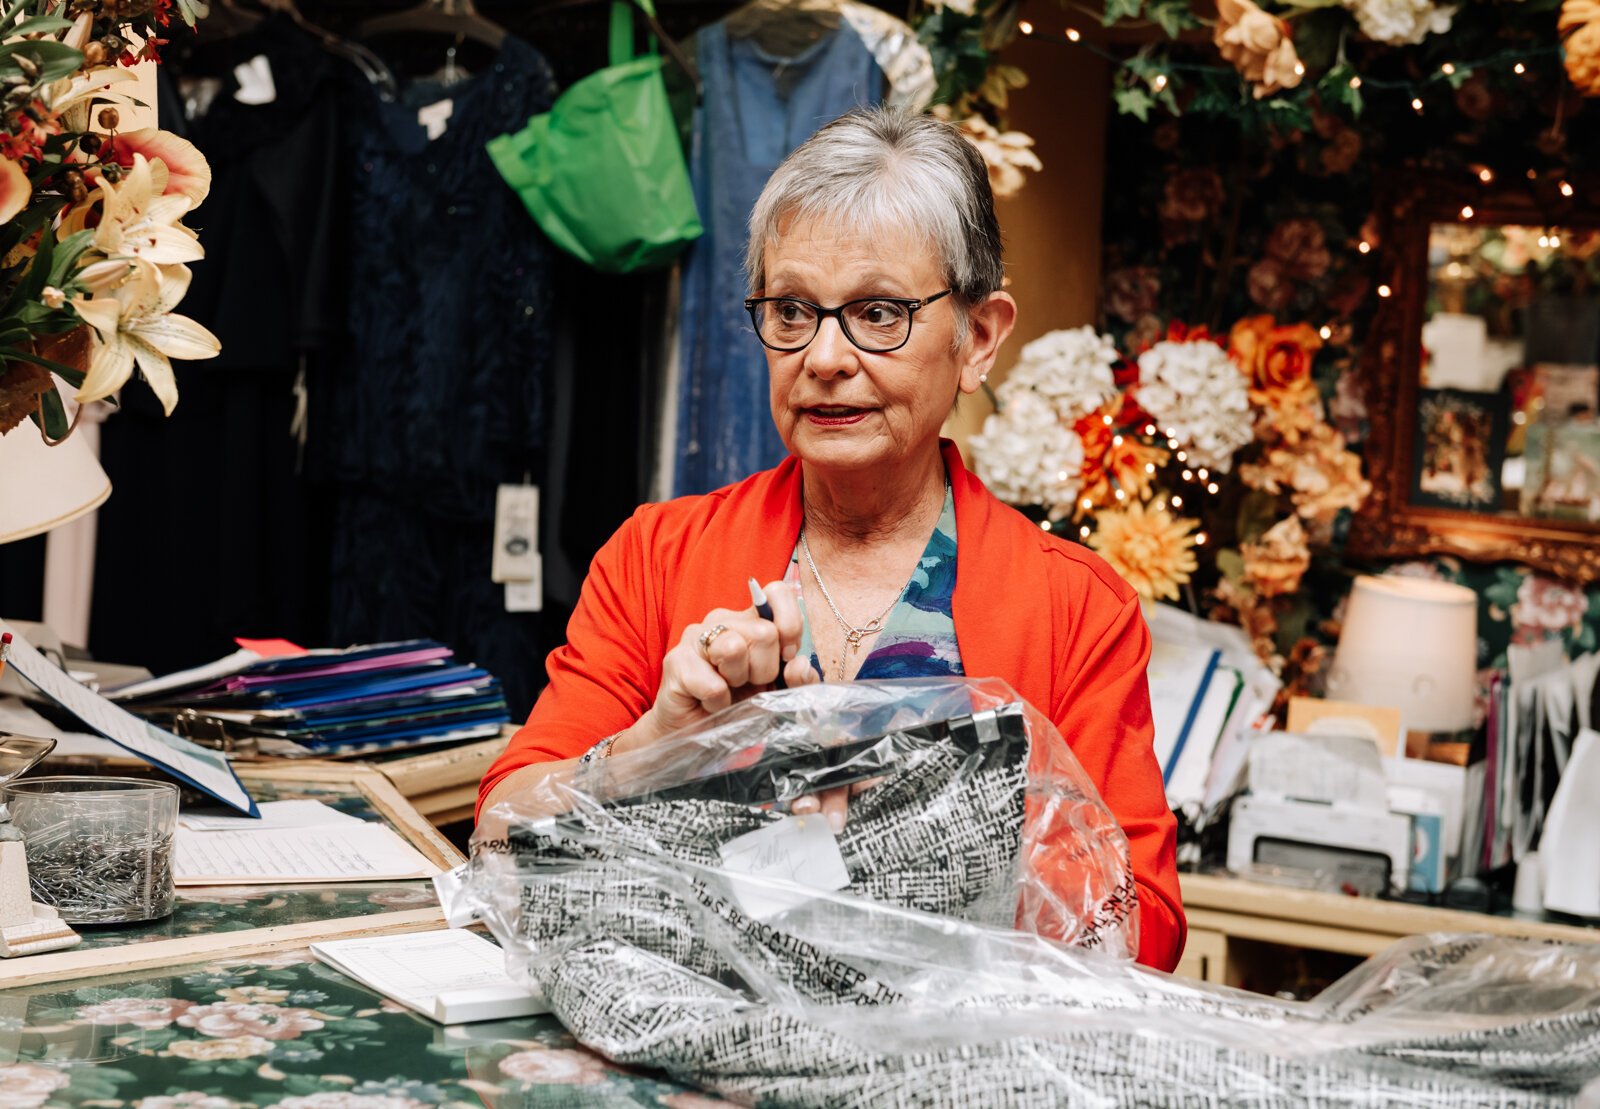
left=1012, top=20, right=1565, bottom=113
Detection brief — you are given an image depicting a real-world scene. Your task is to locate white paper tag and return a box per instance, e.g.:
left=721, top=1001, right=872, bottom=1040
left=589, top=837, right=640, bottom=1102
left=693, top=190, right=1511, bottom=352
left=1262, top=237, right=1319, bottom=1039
left=718, top=815, right=850, bottom=920
left=492, top=484, right=540, bottom=584
left=417, top=98, right=454, bottom=140
left=505, top=566, right=542, bottom=613
left=232, top=54, right=277, bottom=105
left=432, top=863, right=478, bottom=928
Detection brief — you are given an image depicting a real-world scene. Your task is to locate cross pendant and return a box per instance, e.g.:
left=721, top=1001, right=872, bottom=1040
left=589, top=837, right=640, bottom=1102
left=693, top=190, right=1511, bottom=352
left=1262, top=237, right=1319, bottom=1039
left=846, top=630, right=866, bottom=653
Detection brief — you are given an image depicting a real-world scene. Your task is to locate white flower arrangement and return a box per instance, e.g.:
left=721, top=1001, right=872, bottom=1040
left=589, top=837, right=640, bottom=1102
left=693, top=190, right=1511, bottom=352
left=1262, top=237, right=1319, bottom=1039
left=971, top=387, right=1086, bottom=516
left=1135, top=338, right=1253, bottom=472
left=1005, top=326, right=1121, bottom=420
left=1342, top=0, right=1456, bottom=45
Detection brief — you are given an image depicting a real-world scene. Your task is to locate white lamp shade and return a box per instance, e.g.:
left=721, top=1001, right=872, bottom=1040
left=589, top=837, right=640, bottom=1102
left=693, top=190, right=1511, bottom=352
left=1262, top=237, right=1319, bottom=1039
left=0, top=425, right=111, bottom=543
left=1327, top=575, right=1479, bottom=733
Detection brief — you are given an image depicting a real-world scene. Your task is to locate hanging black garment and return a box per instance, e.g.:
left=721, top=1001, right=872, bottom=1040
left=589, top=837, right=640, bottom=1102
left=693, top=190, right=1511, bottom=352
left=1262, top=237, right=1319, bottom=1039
left=90, top=29, right=344, bottom=674
left=316, top=38, right=558, bottom=717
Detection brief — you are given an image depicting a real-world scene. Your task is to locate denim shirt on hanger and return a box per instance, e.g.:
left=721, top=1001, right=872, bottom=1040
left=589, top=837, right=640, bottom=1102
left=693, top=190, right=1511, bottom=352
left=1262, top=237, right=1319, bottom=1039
left=671, top=19, right=884, bottom=497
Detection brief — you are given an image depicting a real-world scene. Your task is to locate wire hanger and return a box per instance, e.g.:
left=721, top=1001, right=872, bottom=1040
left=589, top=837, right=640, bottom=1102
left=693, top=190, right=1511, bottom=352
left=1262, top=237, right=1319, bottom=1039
left=355, top=0, right=509, bottom=51
left=252, top=0, right=399, bottom=96
left=723, top=0, right=842, bottom=59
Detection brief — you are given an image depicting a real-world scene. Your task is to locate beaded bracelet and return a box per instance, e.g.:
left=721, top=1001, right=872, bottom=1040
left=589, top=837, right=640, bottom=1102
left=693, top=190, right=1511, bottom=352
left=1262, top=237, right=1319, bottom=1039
left=574, top=730, right=624, bottom=793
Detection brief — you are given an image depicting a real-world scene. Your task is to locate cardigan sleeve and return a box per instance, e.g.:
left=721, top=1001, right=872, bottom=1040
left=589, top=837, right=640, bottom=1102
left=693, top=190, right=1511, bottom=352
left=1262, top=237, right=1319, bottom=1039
left=1053, top=589, right=1186, bottom=972
left=476, top=509, right=661, bottom=821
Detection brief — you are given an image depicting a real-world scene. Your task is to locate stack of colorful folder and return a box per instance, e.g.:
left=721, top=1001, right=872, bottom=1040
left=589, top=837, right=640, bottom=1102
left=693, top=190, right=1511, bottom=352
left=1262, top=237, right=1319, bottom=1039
left=109, top=640, right=511, bottom=757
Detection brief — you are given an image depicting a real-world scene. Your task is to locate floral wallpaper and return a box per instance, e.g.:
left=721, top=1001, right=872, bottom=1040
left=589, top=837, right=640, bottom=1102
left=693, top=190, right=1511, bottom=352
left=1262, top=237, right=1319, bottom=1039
left=1095, top=55, right=1600, bottom=695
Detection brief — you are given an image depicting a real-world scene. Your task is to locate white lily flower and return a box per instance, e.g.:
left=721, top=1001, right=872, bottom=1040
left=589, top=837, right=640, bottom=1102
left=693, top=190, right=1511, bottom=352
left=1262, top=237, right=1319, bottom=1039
left=72, top=261, right=219, bottom=415
left=92, top=154, right=203, bottom=266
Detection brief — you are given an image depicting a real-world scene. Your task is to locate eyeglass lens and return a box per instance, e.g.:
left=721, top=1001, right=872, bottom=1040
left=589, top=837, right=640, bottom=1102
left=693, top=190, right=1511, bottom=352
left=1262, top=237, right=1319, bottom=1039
left=750, top=299, right=914, bottom=352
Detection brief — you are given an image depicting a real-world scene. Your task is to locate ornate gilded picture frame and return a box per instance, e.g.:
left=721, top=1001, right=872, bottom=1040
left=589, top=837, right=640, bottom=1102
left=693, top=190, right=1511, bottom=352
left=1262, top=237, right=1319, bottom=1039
left=1348, top=171, right=1600, bottom=584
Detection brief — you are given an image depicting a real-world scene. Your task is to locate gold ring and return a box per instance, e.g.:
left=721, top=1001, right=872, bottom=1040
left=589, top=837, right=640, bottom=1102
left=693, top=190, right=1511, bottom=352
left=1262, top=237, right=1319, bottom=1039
left=697, top=623, right=729, bottom=659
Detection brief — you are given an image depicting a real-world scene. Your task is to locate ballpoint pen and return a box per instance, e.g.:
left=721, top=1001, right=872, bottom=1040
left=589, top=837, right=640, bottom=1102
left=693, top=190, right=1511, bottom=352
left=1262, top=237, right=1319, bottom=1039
left=747, top=578, right=789, bottom=690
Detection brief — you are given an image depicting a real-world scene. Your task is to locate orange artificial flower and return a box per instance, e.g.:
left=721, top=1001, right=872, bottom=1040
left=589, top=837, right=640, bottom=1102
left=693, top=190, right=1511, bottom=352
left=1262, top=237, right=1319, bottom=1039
left=1227, top=315, right=1323, bottom=392
left=1074, top=407, right=1170, bottom=516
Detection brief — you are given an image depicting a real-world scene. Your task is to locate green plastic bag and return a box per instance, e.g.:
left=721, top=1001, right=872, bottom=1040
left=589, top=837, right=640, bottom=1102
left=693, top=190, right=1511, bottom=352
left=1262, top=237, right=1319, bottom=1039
left=487, top=0, right=702, bottom=274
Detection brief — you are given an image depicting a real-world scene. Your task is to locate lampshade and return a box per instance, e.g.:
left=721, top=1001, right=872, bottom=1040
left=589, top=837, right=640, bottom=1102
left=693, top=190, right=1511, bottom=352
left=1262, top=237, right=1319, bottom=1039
left=0, top=425, right=111, bottom=543
left=1327, top=575, right=1478, bottom=734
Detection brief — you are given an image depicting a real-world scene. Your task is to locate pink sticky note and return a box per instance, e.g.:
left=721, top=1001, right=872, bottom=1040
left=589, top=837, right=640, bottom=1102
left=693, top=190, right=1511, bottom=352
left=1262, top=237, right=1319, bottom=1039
left=234, top=638, right=308, bottom=658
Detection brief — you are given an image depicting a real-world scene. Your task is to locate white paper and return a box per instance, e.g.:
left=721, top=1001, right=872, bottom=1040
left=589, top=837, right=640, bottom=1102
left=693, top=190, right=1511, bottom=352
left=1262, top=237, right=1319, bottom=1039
left=104, top=648, right=262, bottom=701
left=1146, top=641, right=1221, bottom=776
left=718, top=815, right=850, bottom=919
left=179, top=800, right=363, bottom=832
left=1167, top=667, right=1240, bottom=808
left=0, top=623, right=254, bottom=814
left=174, top=823, right=438, bottom=884
left=311, top=929, right=544, bottom=1023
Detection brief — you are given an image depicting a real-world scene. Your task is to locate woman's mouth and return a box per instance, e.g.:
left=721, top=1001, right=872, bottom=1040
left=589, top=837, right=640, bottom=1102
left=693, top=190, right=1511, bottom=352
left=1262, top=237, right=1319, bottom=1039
left=803, top=406, right=872, bottom=426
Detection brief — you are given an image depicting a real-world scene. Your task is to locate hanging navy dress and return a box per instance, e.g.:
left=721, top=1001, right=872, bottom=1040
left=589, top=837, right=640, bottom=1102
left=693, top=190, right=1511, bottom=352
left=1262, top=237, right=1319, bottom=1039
left=321, top=37, right=558, bottom=716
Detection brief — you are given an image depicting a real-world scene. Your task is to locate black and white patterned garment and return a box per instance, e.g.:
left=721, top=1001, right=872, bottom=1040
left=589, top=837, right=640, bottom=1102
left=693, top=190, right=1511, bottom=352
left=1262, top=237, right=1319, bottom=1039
left=501, top=702, right=1137, bottom=1008
left=475, top=684, right=1600, bottom=1106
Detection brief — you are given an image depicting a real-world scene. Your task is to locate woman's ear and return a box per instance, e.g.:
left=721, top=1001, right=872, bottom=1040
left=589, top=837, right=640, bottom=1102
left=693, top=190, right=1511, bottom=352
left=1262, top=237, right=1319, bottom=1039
left=957, top=291, right=1018, bottom=395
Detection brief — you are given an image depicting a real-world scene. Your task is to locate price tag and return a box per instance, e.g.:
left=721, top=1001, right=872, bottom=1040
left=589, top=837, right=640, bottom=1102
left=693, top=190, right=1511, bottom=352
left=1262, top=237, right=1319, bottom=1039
left=505, top=563, right=542, bottom=613
left=718, top=815, right=850, bottom=920
left=492, top=484, right=539, bottom=584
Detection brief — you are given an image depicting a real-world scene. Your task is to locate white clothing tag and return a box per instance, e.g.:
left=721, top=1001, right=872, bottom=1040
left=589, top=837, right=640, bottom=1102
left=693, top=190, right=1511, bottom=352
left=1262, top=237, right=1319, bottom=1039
left=491, top=483, right=540, bottom=583
left=232, top=55, right=277, bottom=105
left=718, top=815, right=850, bottom=920
left=505, top=566, right=542, bottom=613
left=417, top=98, right=454, bottom=140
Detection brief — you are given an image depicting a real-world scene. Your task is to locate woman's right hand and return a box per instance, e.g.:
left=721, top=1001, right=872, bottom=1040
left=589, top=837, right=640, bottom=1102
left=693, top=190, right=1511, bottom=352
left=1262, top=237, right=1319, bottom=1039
left=615, top=581, right=818, bottom=756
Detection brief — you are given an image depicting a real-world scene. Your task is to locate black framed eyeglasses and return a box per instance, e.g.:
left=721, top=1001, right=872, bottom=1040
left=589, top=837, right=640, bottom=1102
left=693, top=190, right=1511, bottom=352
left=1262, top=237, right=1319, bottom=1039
left=743, top=289, right=953, bottom=354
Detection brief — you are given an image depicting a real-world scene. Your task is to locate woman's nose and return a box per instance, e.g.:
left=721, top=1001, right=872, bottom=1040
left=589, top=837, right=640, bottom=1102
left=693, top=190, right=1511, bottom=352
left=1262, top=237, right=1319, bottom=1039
left=803, top=316, right=859, bottom=379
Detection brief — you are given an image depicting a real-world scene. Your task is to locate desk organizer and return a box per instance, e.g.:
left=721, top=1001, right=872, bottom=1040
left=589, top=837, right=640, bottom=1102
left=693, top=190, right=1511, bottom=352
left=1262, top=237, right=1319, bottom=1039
left=2, top=777, right=177, bottom=924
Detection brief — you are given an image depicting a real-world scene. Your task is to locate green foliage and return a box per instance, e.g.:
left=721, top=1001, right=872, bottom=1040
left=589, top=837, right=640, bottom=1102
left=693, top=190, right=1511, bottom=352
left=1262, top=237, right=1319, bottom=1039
left=918, top=8, right=991, bottom=110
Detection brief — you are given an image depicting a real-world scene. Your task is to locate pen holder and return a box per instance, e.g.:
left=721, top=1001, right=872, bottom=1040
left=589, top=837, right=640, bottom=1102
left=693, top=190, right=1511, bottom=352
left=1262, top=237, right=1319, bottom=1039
left=1, top=777, right=178, bottom=924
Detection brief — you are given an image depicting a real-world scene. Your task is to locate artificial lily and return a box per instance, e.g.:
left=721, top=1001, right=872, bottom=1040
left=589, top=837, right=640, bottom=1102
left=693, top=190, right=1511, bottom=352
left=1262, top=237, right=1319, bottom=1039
left=72, top=259, right=219, bottom=414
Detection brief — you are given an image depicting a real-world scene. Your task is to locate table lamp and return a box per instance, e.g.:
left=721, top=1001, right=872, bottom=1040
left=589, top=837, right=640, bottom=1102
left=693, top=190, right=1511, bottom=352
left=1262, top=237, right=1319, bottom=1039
left=1326, top=575, right=1478, bottom=735
left=0, top=425, right=111, bottom=544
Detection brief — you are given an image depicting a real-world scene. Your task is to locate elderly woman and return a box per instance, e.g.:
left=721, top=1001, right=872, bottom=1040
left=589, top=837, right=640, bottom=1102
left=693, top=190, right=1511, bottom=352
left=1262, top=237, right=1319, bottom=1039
left=478, top=107, right=1184, bottom=970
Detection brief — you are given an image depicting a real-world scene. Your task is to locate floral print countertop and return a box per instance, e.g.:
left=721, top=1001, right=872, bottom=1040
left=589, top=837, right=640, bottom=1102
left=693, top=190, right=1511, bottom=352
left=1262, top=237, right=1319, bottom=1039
left=0, top=947, right=727, bottom=1107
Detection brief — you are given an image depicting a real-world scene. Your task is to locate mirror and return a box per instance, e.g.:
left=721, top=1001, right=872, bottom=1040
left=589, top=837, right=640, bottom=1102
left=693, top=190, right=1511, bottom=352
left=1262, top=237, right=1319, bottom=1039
left=1349, top=175, right=1600, bottom=583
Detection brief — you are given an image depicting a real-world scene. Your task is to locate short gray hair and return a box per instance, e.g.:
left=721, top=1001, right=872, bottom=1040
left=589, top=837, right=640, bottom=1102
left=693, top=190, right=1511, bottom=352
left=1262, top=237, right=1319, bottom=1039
left=745, top=108, right=1004, bottom=326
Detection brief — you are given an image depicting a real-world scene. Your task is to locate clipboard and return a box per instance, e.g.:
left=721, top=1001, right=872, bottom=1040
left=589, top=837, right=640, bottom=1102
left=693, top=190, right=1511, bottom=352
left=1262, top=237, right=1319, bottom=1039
left=0, top=622, right=256, bottom=815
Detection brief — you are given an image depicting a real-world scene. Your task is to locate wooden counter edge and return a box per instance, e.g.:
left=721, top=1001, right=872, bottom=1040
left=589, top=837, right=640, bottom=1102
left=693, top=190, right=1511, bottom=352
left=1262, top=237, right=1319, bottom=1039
left=1180, top=873, right=1600, bottom=947
left=0, top=907, right=447, bottom=990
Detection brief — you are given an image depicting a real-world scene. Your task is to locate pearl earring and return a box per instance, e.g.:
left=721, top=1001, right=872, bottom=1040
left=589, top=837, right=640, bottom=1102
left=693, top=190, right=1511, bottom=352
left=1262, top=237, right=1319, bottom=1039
left=979, top=373, right=988, bottom=383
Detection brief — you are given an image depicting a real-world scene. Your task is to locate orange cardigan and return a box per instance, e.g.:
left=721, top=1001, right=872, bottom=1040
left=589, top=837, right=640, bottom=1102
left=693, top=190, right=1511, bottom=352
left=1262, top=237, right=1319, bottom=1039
left=480, top=441, right=1186, bottom=970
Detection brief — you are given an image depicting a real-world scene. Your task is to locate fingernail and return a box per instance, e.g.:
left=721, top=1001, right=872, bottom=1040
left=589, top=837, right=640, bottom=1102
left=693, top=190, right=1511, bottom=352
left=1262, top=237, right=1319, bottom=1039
left=793, top=797, right=819, bottom=813
left=826, top=809, right=845, bottom=832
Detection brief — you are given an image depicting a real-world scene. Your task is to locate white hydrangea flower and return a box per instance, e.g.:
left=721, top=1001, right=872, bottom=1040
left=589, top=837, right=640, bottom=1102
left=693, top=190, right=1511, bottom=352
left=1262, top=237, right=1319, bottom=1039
left=970, top=388, right=1085, bottom=516
left=1135, top=339, right=1252, bottom=473
left=1343, top=0, right=1455, bottom=45
left=1003, top=326, right=1121, bottom=422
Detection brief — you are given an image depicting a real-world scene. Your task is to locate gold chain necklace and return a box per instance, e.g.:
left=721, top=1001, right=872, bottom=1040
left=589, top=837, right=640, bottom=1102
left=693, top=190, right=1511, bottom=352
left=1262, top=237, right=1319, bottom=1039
left=799, top=530, right=907, bottom=681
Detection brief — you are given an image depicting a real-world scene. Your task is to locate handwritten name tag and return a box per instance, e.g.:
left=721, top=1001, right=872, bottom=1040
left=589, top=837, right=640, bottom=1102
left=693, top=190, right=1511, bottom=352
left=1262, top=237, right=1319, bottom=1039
left=717, top=815, right=850, bottom=920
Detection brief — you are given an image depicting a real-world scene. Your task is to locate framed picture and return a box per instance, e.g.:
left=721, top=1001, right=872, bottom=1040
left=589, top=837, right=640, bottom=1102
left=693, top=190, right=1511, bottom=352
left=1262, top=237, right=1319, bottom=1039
left=1410, top=387, right=1509, bottom=512
left=1522, top=417, right=1600, bottom=523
